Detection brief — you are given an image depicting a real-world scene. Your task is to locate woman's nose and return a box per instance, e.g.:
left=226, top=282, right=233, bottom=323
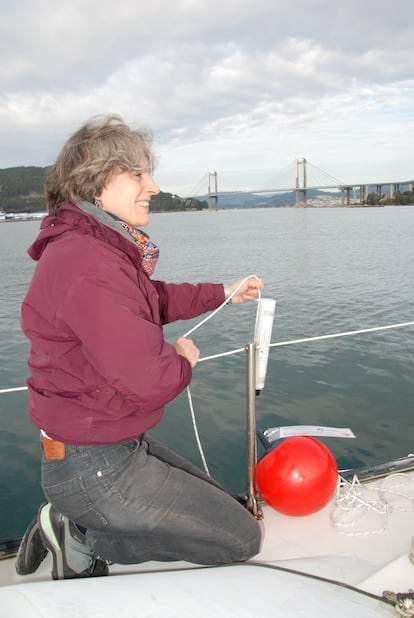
left=145, top=174, right=160, bottom=195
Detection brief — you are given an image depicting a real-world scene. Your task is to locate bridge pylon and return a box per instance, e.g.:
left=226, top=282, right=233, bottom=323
left=208, top=171, right=219, bottom=210
left=295, top=158, right=307, bottom=206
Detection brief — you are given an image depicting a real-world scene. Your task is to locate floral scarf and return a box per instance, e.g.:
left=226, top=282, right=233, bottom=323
left=118, top=220, right=160, bottom=277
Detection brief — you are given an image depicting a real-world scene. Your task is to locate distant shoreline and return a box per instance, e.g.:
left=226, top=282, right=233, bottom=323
left=0, top=213, right=46, bottom=222
left=2, top=203, right=412, bottom=223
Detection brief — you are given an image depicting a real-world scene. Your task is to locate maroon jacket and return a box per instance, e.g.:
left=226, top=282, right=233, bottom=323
left=21, top=201, right=224, bottom=444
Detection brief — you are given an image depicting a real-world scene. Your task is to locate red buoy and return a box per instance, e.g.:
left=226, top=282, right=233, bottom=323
left=255, top=436, right=338, bottom=516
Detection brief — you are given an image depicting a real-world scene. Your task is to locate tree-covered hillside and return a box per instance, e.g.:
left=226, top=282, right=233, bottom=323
left=0, top=166, right=207, bottom=213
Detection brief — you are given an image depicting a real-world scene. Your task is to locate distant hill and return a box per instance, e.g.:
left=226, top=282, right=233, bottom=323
left=0, top=166, right=48, bottom=212
left=2, top=166, right=412, bottom=213
left=0, top=166, right=207, bottom=213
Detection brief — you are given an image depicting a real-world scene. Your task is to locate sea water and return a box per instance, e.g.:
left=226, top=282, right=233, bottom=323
left=1, top=206, right=414, bottom=538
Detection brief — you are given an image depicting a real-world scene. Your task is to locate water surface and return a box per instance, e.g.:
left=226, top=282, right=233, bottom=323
left=1, top=206, right=413, bottom=537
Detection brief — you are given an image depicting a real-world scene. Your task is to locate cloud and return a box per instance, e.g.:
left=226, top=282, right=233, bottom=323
left=1, top=0, right=413, bottom=194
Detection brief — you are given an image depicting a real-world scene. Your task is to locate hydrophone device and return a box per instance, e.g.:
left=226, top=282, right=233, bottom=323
left=254, top=298, right=276, bottom=393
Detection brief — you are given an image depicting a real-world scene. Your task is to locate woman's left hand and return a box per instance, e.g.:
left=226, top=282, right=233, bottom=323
left=226, top=277, right=264, bottom=304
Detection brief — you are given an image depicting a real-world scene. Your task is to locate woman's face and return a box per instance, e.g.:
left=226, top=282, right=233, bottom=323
left=98, top=169, right=160, bottom=227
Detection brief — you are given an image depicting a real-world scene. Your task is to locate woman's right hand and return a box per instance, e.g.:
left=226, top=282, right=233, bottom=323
left=173, top=336, right=200, bottom=368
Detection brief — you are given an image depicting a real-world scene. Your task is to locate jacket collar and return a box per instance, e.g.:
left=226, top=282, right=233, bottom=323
left=76, top=200, right=134, bottom=244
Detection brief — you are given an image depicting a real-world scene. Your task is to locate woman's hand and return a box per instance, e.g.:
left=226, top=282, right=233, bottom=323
left=226, top=277, right=264, bottom=304
left=173, top=336, right=200, bottom=368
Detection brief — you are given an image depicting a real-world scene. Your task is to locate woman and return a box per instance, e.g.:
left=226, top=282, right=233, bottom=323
left=16, top=115, right=263, bottom=580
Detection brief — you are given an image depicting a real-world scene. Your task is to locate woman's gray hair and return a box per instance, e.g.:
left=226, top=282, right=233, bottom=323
left=45, top=115, right=155, bottom=214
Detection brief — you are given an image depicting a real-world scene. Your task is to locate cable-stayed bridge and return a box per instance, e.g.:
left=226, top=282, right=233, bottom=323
left=184, top=158, right=413, bottom=209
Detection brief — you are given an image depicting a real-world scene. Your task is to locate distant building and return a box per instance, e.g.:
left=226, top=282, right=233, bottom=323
left=2, top=211, right=48, bottom=221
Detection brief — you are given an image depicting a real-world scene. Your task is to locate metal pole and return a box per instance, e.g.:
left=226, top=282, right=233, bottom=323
left=245, top=343, right=263, bottom=519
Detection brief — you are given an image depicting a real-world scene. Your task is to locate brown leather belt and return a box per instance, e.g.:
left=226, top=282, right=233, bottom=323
left=41, top=436, right=65, bottom=460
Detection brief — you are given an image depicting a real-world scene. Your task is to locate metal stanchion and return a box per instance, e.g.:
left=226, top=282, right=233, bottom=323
left=245, top=343, right=263, bottom=519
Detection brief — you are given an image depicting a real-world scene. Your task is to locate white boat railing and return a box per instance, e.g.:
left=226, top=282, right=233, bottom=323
left=2, top=321, right=414, bottom=396
left=3, top=320, right=414, bottom=521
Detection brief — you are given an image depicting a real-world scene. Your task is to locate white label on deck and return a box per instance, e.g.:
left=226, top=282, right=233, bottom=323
left=263, top=425, right=356, bottom=442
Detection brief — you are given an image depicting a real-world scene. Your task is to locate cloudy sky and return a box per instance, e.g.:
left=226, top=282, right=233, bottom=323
left=1, top=0, right=413, bottom=195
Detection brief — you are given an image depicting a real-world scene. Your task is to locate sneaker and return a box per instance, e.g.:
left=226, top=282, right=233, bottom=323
left=15, top=513, right=48, bottom=575
left=38, top=503, right=108, bottom=580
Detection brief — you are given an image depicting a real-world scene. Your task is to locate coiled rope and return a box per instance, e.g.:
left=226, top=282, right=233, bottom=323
left=333, top=472, right=414, bottom=536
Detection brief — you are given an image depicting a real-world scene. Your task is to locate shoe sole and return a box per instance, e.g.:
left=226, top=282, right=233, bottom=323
left=38, top=503, right=65, bottom=580
left=15, top=518, right=47, bottom=575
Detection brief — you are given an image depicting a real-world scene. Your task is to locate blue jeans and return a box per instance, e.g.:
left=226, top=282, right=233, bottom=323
left=41, top=434, right=262, bottom=565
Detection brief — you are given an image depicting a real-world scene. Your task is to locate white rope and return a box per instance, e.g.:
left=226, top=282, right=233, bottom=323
left=199, top=346, right=246, bottom=363
left=1, top=317, right=413, bottom=481
left=332, top=475, right=390, bottom=535
left=198, top=320, right=414, bottom=363
left=181, top=274, right=260, bottom=475
left=332, top=472, right=414, bottom=536
left=186, top=386, right=210, bottom=476
left=267, top=321, right=414, bottom=350
left=1, top=321, right=413, bottom=394
left=0, top=386, right=28, bottom=394
left=182, top=274, right=260, bottom=338
left=191, top=319, right=414, bottom=474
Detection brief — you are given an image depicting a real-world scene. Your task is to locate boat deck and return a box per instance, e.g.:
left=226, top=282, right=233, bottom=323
left=1, top=460, right=414, bottom=617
